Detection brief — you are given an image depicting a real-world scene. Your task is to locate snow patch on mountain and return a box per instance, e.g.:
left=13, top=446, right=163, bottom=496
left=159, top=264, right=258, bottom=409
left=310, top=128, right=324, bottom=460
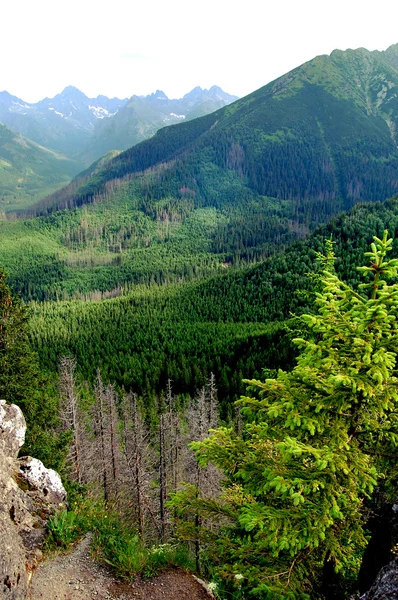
left=89, top=105, right=117, bottom=119
left=48, top=108, right=65, bottom=118
left=9, top=101, right=31, bottom=113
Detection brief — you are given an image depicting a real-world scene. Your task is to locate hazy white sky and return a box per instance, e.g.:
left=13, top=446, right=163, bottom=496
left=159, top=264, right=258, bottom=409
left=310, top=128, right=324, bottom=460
left=2, top=0, right=398, bottom=102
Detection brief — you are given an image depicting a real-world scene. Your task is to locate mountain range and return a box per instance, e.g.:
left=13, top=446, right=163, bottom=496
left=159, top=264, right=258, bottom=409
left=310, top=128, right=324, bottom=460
left=0, top=85, right=238, bottom=210
left=82, top=85, right=238, bottom=166
left=0, top=85, right=238, bottom=164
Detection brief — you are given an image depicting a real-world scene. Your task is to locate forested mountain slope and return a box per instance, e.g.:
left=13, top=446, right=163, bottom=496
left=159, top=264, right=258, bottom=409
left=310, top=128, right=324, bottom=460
left=4, top=44, right=396, bottom=299
left=33, top=45, right=398, bottom=230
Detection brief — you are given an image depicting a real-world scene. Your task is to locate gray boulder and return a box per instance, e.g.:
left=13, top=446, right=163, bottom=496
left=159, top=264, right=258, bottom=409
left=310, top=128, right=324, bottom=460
left=0, top=400, right=67, bottom=599
left=361, top=557, right=398, bottom=600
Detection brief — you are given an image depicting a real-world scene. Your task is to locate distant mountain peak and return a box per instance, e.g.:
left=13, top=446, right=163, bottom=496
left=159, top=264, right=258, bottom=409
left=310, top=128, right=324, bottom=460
left=95, top=94, right=128, bottom=103
left=386, top=42, right=398, bottom=52
left=60, top=86, right=89, bottom=100
left=183, top=86, right=204, bottom=100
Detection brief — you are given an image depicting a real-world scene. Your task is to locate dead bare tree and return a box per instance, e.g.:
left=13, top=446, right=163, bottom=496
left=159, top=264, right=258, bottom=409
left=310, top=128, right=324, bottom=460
left=104, top=383, right=121, bottom=496
left=93, top=371, right=114, bottom=503
left=158, top=380, right=185, bottom=541
left=185, top=374, right=221, bottom=573
left=58, top=356, right=85, bottom=484
left=120, top=393, right=158, bottom=540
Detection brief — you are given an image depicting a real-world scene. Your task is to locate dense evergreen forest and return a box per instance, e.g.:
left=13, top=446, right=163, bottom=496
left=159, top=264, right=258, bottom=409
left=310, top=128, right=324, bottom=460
left=18, top=196, right=398, bottom=415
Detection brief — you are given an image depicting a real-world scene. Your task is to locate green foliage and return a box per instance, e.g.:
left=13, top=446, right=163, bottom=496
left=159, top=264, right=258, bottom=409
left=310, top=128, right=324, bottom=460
left=2, top=197, right=396, bottom=426
left=142, top=544, right=195, bottom=578
left=0, top=199, right=227, bottom=302
left=92, top=518, right=148, bottom=577
left=171, top=232, right=398, bottom=598
left=46, top=510, right=86, bottom=549
left=0, top=270, right=37, bottom=404
left=28, top=289, right=291, bottom=414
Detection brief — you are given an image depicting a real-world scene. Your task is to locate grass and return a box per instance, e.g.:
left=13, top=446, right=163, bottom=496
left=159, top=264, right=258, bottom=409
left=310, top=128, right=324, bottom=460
left=45, top=497, right=196, bottom=580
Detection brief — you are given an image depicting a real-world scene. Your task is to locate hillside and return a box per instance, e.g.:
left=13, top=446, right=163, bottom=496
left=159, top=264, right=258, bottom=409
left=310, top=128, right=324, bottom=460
left=1, top=44, right=397, bottom=299
left=3, top=45, right=398, bottom=599
left=0, top=123, right=80, bottom=212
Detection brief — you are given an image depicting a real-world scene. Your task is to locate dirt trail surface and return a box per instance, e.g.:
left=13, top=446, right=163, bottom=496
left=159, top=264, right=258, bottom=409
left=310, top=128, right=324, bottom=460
left=28, top=535, right=212, bottom=600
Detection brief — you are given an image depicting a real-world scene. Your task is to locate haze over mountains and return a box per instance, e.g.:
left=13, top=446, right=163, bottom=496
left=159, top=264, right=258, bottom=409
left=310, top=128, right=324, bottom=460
left=0, top=84, right=238, bottom=162
left=83, top=85, right=238, bottom=166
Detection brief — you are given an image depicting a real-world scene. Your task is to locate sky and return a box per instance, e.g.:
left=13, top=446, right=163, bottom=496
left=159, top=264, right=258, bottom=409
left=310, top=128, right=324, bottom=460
left=2, top=0, right=398, bottom=103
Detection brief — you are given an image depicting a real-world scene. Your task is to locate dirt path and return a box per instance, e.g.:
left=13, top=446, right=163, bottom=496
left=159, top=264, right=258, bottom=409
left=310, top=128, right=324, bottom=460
left=28, top=535, right=212, bottom=600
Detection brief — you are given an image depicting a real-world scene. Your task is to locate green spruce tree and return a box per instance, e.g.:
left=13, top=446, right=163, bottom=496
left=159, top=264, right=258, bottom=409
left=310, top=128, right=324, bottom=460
left=170, top=231, right=398, bottom=598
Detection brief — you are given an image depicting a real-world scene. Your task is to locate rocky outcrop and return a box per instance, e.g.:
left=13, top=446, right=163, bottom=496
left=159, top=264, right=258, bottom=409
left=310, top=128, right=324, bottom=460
left=360, top=557, right=398, bottom=599
left=0, top=400, right=67, bottom=599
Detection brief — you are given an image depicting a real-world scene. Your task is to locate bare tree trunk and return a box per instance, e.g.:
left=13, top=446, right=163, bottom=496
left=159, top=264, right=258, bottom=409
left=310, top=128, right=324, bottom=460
left=105, top=384, right=119, bottom=493
left=159, top=412, right=167, bottom=542
left=185, top=376, right=222, bottom=573
left=59, top=356, right=83, bottom=483
left=95, top=372, right=109, bottom=503
left=121, top=393, right=158, bottom=540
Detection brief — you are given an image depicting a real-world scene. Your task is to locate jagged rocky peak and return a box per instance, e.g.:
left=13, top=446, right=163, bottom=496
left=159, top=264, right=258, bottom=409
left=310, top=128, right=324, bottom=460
left=147, top=90, right=169, bottom=101
left=0, top=400, right=67, bottom=599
